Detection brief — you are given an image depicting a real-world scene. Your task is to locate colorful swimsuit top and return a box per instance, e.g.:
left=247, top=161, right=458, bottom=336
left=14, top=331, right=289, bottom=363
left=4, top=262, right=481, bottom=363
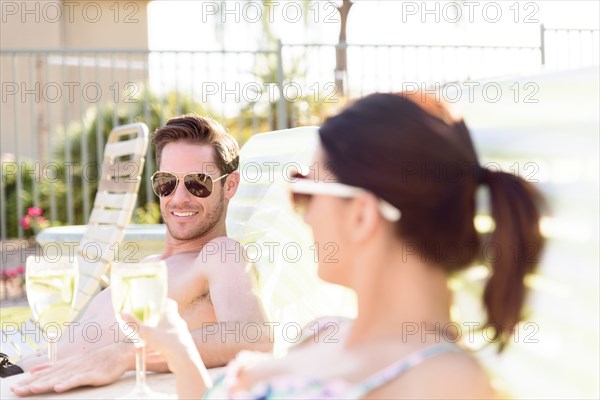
left=203, top=319, right=461, bottom=399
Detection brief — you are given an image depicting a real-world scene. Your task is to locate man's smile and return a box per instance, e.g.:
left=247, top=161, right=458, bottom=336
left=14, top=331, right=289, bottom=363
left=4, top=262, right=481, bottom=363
left=171, top=211, right=199, bottom=217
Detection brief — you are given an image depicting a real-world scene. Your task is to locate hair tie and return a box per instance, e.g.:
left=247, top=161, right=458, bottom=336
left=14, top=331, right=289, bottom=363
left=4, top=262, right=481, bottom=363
left=476, top=166, right=489, bottom=185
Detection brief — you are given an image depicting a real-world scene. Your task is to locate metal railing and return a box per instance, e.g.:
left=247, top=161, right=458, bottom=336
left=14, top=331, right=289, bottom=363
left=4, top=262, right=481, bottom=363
left=1, top=25, right=598, bottom=240
left=1, top=47, right=285, bottom=239
left=541, top=25, right=600, bottom=68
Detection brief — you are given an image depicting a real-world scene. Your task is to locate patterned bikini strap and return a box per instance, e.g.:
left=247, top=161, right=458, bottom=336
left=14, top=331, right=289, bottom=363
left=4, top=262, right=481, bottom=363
left=346, top=342, right=462, bottom=398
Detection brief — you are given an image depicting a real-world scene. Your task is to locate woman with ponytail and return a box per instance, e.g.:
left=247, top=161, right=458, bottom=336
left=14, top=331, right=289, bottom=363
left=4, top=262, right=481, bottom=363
left=16, top=92, right=546, bottom=399
left=133, top=92, right=545, bottom=399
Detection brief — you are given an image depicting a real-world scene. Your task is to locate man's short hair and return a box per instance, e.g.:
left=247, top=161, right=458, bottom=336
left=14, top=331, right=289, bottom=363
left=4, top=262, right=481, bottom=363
left=152, top=115, right=239, bottom=175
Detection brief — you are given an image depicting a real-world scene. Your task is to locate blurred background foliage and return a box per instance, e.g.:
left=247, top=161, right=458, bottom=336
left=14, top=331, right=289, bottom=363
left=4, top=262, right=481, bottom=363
left=2, top=85, right=344, bottom=238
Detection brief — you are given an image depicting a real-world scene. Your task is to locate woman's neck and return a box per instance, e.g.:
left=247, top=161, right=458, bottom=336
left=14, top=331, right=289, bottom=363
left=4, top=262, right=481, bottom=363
left=345, top=248, right=452, bottom=348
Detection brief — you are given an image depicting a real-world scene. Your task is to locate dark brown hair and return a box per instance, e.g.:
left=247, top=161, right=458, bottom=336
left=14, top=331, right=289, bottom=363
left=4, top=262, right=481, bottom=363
left=153, top=115, right=239, bottom=175
left=319, top=92, right=545, bottom=350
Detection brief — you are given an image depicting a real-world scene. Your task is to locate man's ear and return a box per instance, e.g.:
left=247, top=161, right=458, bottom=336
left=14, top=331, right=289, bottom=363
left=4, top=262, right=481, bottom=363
left=223, top=171, right=240, bottom=200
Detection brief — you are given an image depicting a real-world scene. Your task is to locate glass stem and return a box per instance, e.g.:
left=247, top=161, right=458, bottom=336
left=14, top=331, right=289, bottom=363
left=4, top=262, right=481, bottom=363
left=47, top=340, right=57, bottom=364
left=134, top=344, right=149, bottom=394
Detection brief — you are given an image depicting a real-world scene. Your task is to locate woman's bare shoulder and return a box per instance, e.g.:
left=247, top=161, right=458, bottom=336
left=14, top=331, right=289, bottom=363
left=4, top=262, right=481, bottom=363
left=366, top=347, right=496, bottom=399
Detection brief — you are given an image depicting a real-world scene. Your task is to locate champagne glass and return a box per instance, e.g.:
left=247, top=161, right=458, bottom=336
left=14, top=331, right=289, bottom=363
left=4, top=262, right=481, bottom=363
left=25, top=255, right=78, bottom=363
left=111, top=261, right=167, bottom=399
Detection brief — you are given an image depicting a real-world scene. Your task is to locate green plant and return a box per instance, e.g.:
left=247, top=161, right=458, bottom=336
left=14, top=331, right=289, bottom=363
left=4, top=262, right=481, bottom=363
left=3, top=83, right=341, bottom=239
left=3, top=90, right=213, bottom=237
left=132, top=202, right=161, bottom=225
left=2, top=160, right=67, bottom=238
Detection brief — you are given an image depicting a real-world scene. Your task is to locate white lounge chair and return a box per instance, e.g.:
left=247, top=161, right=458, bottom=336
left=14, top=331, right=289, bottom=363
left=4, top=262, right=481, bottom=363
left=226, top=126, right=356, bottom=355
left=1, top=123, right=149, bottom=361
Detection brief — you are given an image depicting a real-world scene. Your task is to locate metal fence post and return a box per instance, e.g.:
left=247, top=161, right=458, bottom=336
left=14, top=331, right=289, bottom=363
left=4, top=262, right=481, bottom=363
left=0, top=162, right=6, bottom=240
left=540, top=24, right=546, bottom=66
left=13, top=55, right=24, bottom=238
left=275, top=40, right=287, bottom=130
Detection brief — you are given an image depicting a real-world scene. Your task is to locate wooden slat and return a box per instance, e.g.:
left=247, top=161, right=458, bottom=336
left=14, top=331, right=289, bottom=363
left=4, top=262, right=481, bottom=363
left=88, top=208, right=133, bottom=227
left=104, top=137, right=147, bottom=158
left=78, top=272, right=104, bottom=289
left=77, top=237, right=116, bottom=263
left=108, top=122, right=148, bottom=143
left=96, top=178, right=140, bottom=193
left=1, top=321, right=36, bottom=360
left=93, top=192, right=137, bottom=210
left=78, top=258, right=110, bottom=278
left=101, top=161, right=143, bottom=178
left=76, top=258, right=109, bottom=286
left=71, top=258, right=110, bottom=318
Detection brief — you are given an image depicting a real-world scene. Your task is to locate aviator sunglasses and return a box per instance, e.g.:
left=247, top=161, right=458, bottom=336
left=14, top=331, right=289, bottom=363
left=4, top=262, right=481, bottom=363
left=151, top=171, right=228, bottom=198
left=288, top=168, right=401, bottom=222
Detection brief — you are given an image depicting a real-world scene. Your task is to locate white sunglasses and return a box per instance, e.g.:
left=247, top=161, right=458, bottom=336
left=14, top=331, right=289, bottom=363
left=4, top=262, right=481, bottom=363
left=289, top=170, right=401, bottom=222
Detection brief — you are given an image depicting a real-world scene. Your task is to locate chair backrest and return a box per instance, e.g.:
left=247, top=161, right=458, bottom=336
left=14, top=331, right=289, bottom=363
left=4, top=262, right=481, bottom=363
left=71, top=122, right=149, bottom=319
left=226, top=126, right=356, bottom=355
left=1, top=123, right=149, bottom=361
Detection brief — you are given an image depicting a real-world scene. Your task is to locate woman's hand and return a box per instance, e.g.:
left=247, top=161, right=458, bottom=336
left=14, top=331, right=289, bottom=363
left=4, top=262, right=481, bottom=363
left=121, top=298, right=212, bottom=398
left=122, top=299, right=193, bottom=369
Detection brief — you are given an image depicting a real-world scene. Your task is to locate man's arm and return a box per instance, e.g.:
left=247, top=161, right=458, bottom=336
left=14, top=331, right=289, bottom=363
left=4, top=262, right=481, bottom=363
left=195, top=237, right=272, bottom=366
left=11, top=238, right=272, bottom=394
left=190, top=321, right=272, bottom=368
left=150, top=237, right=272, bottom=370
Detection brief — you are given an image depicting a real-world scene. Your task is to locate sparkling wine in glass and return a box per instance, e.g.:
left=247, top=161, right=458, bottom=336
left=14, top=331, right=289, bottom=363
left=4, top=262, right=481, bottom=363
left=25, top=255, right=78, bottom=363
left=111, top=261, right=167, bottom=399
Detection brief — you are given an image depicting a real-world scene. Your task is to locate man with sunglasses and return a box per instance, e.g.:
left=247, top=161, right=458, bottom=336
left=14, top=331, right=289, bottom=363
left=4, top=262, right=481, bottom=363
left=11, top=116, right=271, bottom=394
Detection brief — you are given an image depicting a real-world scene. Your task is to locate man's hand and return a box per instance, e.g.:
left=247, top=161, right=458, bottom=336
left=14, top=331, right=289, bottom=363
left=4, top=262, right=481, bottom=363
left=10, top=343, right=133, bottom=397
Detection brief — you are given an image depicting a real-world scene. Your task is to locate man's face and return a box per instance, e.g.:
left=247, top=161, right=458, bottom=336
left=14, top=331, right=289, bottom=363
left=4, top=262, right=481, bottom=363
left=157, top=141, right=227, bottom=241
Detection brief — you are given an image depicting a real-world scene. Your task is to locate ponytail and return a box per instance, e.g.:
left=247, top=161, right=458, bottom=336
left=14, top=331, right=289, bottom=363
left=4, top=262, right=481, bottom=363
left=317, top=91, right=548, bottom=352
left=480, top=169, right=545, bottom=351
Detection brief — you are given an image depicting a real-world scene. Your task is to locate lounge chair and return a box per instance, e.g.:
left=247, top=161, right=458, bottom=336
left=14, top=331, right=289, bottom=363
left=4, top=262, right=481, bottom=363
left=226, top=126, right=356, bottom=355
left=1, top=123, right=149, bottom=361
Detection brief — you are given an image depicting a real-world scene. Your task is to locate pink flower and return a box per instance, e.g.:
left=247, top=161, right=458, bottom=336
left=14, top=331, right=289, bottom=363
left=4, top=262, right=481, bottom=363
left=37, top=216, right=49, bottom=229
left=7, top=268, right=17, bottom=278
left=20, top=215, right=31, bottom=230
left=16, top=266, right=25, bottom=275
left=27, top=207, right=43, bottom=217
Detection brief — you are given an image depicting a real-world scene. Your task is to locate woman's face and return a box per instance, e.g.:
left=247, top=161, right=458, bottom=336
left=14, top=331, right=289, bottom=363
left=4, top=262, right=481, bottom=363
left=300, top=145, right=354, bottom=286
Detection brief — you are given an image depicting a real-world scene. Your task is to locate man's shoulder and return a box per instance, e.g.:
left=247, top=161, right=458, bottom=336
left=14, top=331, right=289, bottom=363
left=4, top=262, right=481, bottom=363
left=198, top=236, right=250, bottom=275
